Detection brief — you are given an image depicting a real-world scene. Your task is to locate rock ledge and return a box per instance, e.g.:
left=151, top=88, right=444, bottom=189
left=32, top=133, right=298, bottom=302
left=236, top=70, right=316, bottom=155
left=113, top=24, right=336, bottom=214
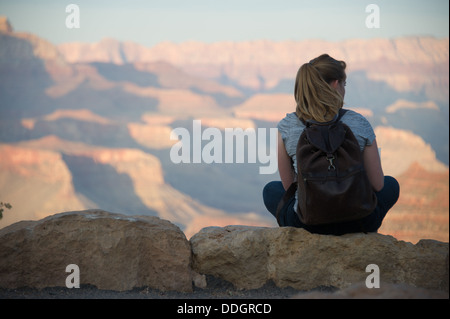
left=190, top=225, right=449, bottom=292
left=0, top=211, right=448, bottom=294
left=0, top=210, right=193, bottom=292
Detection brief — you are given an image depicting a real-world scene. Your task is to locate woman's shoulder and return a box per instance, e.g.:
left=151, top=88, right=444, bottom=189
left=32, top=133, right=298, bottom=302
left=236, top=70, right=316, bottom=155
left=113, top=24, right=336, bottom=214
left=342, top=108, right=366, bottom=119
left=341, top=108, right=372, bottom=126
left=281, top=112, right=299, bottom=121
left=278, top=112, right=300, bottom=127
left=341, top=108, right=376, bottom=144
left=277, top=112, right=303, bottom=139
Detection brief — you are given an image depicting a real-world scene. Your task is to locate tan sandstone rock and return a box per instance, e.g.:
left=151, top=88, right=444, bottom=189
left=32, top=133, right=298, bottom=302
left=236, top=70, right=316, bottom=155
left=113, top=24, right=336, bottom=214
left=190, top=226, right=449, bottom=292
left=0, top=210, right=193, bottom=292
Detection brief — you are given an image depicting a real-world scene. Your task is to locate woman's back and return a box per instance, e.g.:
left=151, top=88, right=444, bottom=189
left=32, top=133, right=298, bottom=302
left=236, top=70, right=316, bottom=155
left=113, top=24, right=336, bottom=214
left=278, top=109, right=376, bottom=177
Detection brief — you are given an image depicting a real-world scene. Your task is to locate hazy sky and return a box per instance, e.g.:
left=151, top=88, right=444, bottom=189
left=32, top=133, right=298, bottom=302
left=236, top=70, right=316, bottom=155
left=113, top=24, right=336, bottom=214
left=0, top=0, right=448, bottom=47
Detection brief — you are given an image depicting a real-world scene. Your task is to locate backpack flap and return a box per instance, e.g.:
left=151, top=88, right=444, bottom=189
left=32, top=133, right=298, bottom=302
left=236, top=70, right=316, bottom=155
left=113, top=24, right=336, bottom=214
left=305, top=122, right=346, bottom=154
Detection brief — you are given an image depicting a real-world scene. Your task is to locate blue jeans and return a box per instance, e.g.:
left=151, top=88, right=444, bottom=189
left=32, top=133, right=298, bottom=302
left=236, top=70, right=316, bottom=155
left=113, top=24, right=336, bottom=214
left=262, top=176, right=400, bottom=235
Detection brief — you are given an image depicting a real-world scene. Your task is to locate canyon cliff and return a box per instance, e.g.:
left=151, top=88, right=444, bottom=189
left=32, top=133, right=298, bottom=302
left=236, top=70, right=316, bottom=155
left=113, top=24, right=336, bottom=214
left=0, top=17, right=448, bottom=244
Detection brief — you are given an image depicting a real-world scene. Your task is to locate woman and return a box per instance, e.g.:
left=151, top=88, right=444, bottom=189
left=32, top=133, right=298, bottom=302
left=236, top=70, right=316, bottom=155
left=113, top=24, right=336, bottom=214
left=263, top=54, right=399, bottom=235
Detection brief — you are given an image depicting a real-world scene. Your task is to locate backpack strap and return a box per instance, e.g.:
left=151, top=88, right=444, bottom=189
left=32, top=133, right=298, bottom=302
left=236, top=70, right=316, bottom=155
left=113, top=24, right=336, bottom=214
left=336, top=108, right=348, bottom=122
left=275, top=182, right=297, bottom=226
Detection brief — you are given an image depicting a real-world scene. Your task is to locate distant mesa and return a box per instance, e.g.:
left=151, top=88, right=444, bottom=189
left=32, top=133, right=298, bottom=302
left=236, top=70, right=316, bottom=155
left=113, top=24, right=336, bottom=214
left=56, top=34, right=449, bottom=100
left=0, top=16, right=13, bottom=33
left=375, top=126, right=448, bottom=177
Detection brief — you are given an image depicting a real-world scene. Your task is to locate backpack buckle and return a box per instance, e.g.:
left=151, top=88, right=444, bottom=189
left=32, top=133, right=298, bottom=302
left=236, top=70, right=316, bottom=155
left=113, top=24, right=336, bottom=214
left=326, top=154, right=336, bottom=171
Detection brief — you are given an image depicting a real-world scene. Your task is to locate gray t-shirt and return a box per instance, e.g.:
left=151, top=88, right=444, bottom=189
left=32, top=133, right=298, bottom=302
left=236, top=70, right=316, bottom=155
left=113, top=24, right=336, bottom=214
left=277, top=109, right=376, bottom=211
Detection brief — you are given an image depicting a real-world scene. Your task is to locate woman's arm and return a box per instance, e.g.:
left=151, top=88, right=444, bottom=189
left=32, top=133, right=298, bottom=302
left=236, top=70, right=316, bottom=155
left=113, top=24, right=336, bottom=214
left=278, top=132, right=295, bottom=190
left=363, top=138, right=384, bottom=192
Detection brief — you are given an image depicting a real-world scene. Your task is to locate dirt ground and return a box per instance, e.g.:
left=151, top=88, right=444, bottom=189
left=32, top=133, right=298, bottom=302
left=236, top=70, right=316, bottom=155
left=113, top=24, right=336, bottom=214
left=1, top=276, right=448, bottom=300
left=0, top=276, right=327, bottom=299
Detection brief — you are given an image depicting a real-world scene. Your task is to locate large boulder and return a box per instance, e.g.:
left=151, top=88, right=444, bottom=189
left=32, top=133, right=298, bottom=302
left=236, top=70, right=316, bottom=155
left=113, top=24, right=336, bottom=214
left=190, top=226, right=449, bottom=291
left=0, top=210, right=193, bottom=292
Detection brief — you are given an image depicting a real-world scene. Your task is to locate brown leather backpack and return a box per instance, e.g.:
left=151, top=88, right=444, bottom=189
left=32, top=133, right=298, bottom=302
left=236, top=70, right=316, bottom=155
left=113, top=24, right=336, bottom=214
left=276, top=109, right=377, bottom=226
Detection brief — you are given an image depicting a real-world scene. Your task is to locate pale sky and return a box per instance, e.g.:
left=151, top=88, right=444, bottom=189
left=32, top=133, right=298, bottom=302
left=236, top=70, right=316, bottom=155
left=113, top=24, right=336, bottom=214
left=0, top=0, right=448, bottom=47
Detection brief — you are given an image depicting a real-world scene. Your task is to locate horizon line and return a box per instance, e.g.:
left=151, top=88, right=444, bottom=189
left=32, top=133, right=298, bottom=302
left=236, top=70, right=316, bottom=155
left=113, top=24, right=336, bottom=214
left=6, top=28, right=449, bottom=48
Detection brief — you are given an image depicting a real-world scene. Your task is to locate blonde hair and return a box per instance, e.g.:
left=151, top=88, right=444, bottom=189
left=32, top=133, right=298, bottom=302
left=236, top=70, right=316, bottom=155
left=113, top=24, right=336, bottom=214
left=295, top=54, right=347, bottom=122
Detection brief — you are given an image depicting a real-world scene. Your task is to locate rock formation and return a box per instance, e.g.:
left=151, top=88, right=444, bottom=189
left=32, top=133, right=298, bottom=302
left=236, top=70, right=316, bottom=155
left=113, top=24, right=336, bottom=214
left=0, top=16, right=13, bottom=33
left=0, top=210, right=448, bottom=296
left=0, top=210, right=193, bottom=292
left=57, top=37, right=449, bottom=99
left=190, top=225, right=449, bottom=292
